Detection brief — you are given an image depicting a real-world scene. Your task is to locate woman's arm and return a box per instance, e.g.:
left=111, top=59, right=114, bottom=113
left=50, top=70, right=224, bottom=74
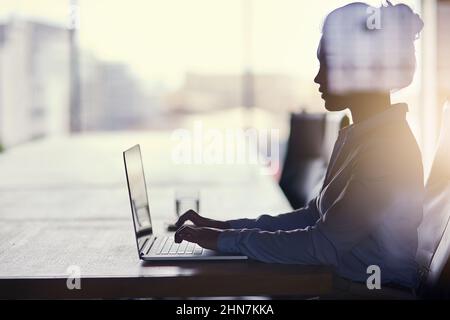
left=216, top=170, right=420, bottom=265
left=175, top=198, right=320, bottom=231
left=226, top=198, right=321, bottom=231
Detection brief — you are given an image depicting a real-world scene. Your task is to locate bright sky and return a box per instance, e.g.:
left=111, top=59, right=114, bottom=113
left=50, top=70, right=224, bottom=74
left=0, top=0, right=420, bottom=88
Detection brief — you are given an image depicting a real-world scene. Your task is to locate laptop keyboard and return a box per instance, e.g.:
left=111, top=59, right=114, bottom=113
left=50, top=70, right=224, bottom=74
left=152, top=236, right=203, bottom=255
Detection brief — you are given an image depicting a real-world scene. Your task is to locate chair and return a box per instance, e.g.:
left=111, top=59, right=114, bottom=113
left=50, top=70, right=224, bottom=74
left=417, top=104, right=450, bottom=297
left=279, top=111, right=348, bottom=209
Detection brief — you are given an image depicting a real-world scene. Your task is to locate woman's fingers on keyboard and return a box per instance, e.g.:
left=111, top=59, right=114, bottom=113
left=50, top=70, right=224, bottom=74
left=174, top=225, right=199, bottom=243
left=175, top=210, right=199, bottom=228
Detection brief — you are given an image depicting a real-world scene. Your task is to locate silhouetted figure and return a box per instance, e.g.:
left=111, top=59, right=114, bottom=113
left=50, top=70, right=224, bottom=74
left=175, top=2, right=424, bottom=289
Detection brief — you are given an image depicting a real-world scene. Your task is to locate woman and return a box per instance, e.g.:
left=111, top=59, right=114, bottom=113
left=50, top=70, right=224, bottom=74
left=175, top=2, right=424, bottom=289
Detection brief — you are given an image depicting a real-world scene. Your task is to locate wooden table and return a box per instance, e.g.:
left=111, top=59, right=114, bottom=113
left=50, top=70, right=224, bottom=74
left=0, top=132, right=333, bottom=299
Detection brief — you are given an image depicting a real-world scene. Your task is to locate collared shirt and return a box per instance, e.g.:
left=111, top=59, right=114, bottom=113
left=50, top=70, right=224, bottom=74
left=218, top=104, right=424, bottom=288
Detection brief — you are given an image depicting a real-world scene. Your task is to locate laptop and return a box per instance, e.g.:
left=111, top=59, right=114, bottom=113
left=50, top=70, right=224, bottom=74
left=123, top=144, right=247, bottom=261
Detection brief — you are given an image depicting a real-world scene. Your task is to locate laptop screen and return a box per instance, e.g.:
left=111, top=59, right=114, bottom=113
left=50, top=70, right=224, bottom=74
left=123, top=145, right=153, bottom=240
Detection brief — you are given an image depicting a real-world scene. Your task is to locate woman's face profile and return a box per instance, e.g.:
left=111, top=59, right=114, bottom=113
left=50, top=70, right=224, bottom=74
left=314, top=39, right=348, bottom=112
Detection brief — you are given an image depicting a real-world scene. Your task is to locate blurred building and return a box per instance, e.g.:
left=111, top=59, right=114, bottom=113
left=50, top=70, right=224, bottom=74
left=0, top=18, right=70, bottom=149
left=166, top=72, right=301, bottom=114
left=80, top=54, right=160, bottom=131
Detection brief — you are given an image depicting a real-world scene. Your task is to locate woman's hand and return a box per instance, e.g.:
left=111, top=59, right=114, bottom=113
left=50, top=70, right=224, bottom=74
left=175, top=209, right=230, bottom=229
left=174, top=225, right=222, bottom=250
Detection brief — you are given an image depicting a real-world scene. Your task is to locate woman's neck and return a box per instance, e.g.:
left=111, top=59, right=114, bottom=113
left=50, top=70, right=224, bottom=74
left=348, top=93, right=391, bottom=124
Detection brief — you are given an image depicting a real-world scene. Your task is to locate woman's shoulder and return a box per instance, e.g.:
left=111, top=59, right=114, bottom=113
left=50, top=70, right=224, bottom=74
left=353, top=125, right=423, bottom=181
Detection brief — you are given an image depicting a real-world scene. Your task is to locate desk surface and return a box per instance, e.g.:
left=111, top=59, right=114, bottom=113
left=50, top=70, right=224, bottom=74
left=0, top=132, right=333, bottom=298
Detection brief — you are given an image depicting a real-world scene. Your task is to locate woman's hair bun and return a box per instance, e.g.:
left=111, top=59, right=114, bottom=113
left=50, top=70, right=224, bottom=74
left=381, top=1, right=424, bottom=40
